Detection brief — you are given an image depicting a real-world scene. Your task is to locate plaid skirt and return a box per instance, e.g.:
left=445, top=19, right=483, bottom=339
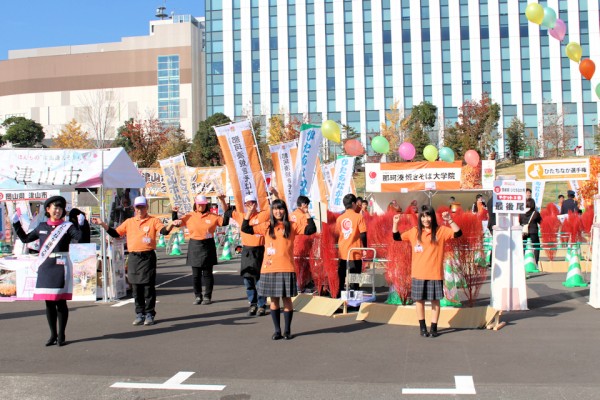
left=257, top=272, right=298, bottom=298
left=411, top=279, right=444, bottom=301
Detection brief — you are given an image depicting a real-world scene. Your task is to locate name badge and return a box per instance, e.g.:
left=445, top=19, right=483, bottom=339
left=205, top=233, right=213, bottom=239
left=266, top=246, right=276, bottom=256
left=56, top=257, right=66, bottom=265
left=414, top=244, right=423, bottom=253
left=142, top=237, right=152, bottom=244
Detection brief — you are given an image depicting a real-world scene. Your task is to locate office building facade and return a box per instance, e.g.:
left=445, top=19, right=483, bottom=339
left=204, top=0, right=600, bottom=156
left=0, top=15, right=205, bottom=141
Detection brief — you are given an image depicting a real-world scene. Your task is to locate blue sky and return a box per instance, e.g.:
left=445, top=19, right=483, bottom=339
left=0, top=0, right=205, bottom=60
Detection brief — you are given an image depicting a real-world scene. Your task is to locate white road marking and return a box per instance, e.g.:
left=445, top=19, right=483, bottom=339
left=111, top=274, right=192, bottom=307
left=402, top=375, right=476, bottom=395
left=111, top=371, right=225, bottom=391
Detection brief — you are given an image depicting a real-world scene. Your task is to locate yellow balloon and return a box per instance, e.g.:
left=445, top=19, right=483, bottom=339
left=322, top=120, right=341, bottom=143
left=525, top=3, right=544, bottom=25
left=565, top=42, right=582, bottom=63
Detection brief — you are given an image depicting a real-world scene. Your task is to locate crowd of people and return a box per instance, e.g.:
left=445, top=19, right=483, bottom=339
left=12, top=185, right=581, bottom=344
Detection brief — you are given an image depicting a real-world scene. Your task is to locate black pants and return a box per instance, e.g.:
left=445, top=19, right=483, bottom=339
left=337, top=259, right=363, bottom=296
left=527, top=233, right=541, bottom=264
left=132, top=283, right=156, bottom=316
left=192, top=266, right=214, bottom=299
left=45, top=300, right=68, bottom=340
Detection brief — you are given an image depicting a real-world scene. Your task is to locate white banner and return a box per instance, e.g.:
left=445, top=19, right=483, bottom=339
left=481, top=160, right=496, bottom=190
left=290, top=125, right=322, bottom=209
left=322, top=161, right=335, bottom=196
left=269, top=141, right=297, bottom=205
left=328, top=157, right=356, bottom=212
left=531, top=181, right=545, bottom=210
left=159, top=154, right=193, bottom=214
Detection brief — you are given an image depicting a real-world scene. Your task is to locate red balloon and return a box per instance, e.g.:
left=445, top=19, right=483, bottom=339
left=580, top=59, right=596, bottom=80
left=344, top=139, right=365, bottom=156
left=464, top=150, right=480, bottom=167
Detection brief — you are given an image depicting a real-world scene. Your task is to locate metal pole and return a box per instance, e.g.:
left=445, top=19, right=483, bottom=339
left=100, top=149, right=108, bottom=303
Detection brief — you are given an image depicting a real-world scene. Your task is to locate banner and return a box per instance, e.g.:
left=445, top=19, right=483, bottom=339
left=70, top=243, right=97, bottom=301
left=214, top=120, right=268, bottom=211
left=139, top=168, right=168, bottom=198
left=525, top=159, right=590, bottom=182
left=481, top=160, right=496, bottom=190
left=492, top=179, right=527, bottom=214
left=159, top=154, right=193, bottom=214
left=531, top=181, right=545, bottom=210
left=188, top=166, right=227, bottom=197
left=270, top=141, right=298, bottom=205
left=365, top=161, right=463, bottom=192
left=322, top=161, right=335, bottom=196
left=328, top=157, right=356, bottom=212
left=0, top=190, right=61, bottom=202
left=290, top=124, right=322, bottom=209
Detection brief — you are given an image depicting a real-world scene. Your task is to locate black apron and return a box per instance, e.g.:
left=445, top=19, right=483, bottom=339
left=127, top=251, right=157, bottom=284
left=187, top=238, right=218, bottom=269
left=240, top=245, right=265, bottom=278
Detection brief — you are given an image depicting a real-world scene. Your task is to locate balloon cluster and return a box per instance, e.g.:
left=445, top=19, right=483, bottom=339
left=526, top=3, right=598, bottom=98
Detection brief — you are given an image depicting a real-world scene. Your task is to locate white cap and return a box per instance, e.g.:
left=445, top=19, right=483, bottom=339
left=244, top=194, right=257, bottom=203
left=195, top=195, right=208, bottom=205
left=133, top=196, right=147, bottom=207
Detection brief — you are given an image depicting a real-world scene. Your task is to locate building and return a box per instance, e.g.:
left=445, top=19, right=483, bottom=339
left=204, top=0, right=600, bottom=157
left=0, top=14, right=205, bottom=143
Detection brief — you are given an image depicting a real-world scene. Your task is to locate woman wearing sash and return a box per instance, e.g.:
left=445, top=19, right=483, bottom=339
left=12, top=196, right=83, bottom=346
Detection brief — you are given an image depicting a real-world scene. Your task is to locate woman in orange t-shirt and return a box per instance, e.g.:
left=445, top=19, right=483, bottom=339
left=392, top=205, right=461, bottom=338
left=241, top=199, right=316, bottom=340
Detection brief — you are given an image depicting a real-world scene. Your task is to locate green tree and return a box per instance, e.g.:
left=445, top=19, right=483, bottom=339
left=404, top=101, right=437, bottom=160
left=505, top=117, right=526, bottom=164
left=443, top=93, right=500, bottom=158
left=594, top=123, right=600, bottom=152
left=51, top=119, right=93, bottom=149
left=115, top=118, right=171, bottom=167
left=158, top=127, right=191, bottom=160
left=189, top=113, right=231, bottom=166
left=1, top=116, right=45, bottom=147
left=113, top=118, right=135, bottom=152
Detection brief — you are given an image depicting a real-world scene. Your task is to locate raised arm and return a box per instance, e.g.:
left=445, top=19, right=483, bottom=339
left=441, top=211, right=462, bottom=238
left=240, top=202, right=257, bottom=234
left=90, top=217, right=121, bottom=238
left=392, top=214, right=402, bottom=241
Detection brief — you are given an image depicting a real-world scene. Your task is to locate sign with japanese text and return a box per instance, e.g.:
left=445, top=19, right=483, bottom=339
left=270, top=141, right=298, bottom=206
left=139, top=168, right=167, bottom=198
left=525, top=159, right=590, bottom=182
left=0, top=190, right=60, bottom=202
left=531, top=181, right=545, bottom=210
left=214, top=120, right=268, bottom=212
left=158, top=154, right=193, bottom=214
left=290, top=124, right=322, bottom=208
left=365, top=161, right=462, bottom=192
left=492, top=179, right=526, bottom=214
left=328, top=156, right=355, bottom=212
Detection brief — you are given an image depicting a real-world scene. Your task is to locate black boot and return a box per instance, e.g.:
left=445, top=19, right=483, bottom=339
left=283, top=310, right=293, bottom=340
left=419, top=319, right=429, bottom=337
left=57, top=300, right=69, bottom=346
left=45, top=301, right=58, bottom=346
left=430, top=322, right=439, bottom=338
left=271, top=308, right=282, bottom=340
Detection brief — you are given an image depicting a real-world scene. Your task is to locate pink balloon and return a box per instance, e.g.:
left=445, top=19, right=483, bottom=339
left=398, top=142, right=416, bottom=161
left=464, top=150, right=480, bottom=167
left=344, top=139, right=365, bottom=156
left=549, top=18, right=566, bottom=41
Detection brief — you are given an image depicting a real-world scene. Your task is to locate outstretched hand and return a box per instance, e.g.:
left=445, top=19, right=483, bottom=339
left=441, top=211, right=452, bottom=221
left=11, top=213, right=20, bottom=224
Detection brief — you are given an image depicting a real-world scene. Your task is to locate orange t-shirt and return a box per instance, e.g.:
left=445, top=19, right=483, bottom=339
left=180, top=211, right=224, bottom=240
left=401, top=226, right=454, bottom=280
left=232, top=209, right=270, bottom=247
left=115, top=215, right=165, bottom=252
left=289, top=208, right=308, bottom=230
left=336, top=209, right=367, bottom=261
left=252, top=221, right=305, bottom=274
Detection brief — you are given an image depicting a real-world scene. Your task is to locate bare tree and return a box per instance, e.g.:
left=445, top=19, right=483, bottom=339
left=541, top=102, right=572, bottom=158
left=79, top=89, right=120, bottom=148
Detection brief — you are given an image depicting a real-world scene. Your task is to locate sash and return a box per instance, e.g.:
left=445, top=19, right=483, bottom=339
left=34, top=222, right=73, bottom=270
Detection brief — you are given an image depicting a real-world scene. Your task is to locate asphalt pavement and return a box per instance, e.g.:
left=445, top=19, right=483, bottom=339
left=1, top=244, right=599, bottom=400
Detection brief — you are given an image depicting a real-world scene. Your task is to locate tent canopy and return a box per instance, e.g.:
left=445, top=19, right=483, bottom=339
left=0, top=148, right=144, bottom=191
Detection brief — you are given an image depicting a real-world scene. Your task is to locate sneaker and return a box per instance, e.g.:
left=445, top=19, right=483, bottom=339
left=248, top=304, right=258, bottom=316
left=256, top=307, right=266, bottom=316
left=144, top=314, right=155, bottom=326
left=132, top=313, right=144, bottom=326
left=201, top=298, right=212, bottom=305
left=193, top=297, right=202, bottom=305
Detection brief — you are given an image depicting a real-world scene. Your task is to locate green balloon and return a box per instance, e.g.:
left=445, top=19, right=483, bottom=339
left=423, top=145, right=439, bottom=162
left=596, top=83, right=600, bottom=100
left=371, top=136, right=390, bottom=154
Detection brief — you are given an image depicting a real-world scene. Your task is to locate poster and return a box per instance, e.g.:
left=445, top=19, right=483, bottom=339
left=70, top=243, right=98, bottom=301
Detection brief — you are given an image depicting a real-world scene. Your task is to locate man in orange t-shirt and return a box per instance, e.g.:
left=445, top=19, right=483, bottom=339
left=335, top=194, right=367, bottom=297
left=92, top=196, right=178, bottom=326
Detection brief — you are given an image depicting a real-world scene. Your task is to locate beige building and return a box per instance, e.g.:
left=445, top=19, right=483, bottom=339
left=0, top=15, right=205, bottom=143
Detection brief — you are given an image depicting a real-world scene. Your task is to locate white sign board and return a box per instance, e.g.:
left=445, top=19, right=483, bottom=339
left=525, top=158, right=590, bottom=182
left=492, top=180, right=526, bottom=214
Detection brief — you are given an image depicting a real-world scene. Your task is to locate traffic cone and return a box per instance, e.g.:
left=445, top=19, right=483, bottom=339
left=562, top=244, right=588, bottom=287
left=169, top=237, right=182, bottom=256
left=178, top=229, right=185, bottom=244
left=484, top=230, right=492, bottom=266
left=524, top=238, right=540, bottom=274
left=385, top=286, right=412, bottom=305
left=219, top=233, right=232, bottom=261
left=441, top=256, right=462, bottom=307
left=156, top=234, right=166, bottom=248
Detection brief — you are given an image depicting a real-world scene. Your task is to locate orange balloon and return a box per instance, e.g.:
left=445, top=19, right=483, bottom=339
left=579, top=59, right=596, bottom=80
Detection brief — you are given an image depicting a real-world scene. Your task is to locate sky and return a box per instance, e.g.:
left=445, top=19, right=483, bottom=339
left=0, top=0, right=205, bottom=60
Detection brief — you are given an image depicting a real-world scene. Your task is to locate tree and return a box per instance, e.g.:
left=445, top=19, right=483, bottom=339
left=541, top=103, right=572, bottom=158
left=115, top=118, right=171, bottom=168
left=443, top=93, right=500, bottom=158
left=51, top=119, right=93, bottom=149
left=157, top=127, right=191, bottom=160
left=267, top=115, right=285, bottom=145
left=79, top=89, right=119, bottom=148
left=380, top=100, right=403, bottom=161
left=505, top=117, right=526, bottom=164
left=1, top=116, right=45, bottom=147
left=113, top=118, right=135, bottom=152
left=404, top=101, right=436, bottom=161
left=594, top=123, right=600, bottom=152
left=189, top=113, right=231, bottom=167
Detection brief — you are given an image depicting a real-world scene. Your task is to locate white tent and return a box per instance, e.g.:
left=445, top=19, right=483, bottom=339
left=0, top=147, right=144, bottom=302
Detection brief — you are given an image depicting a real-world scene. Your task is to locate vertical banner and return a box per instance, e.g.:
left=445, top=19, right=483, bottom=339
left=328, top=156, right=356, bottom=212
left=568, top=180, right=583, bottom=208
left=531, top=181, right=545, bottom=210
left=159, top=154, right=193, bottom=214
left=322, top=161, right=336, bottom=197
left=481, top=160, right=496, bottom=190
left=215, top=120, right=268, bottom=211
left=269, top=141, right=298, bottom=205
left=290, top=124, right=323, bottom=209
